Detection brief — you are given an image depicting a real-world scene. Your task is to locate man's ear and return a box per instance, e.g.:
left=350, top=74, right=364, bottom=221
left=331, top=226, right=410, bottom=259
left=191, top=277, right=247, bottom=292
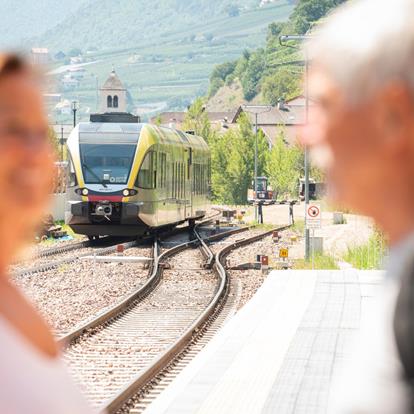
left=375, top=83, right=413, bottom=153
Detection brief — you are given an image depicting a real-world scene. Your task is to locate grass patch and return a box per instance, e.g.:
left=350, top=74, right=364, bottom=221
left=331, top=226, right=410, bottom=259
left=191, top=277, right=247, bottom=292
left=291, top=219, right=305, bottom=235
left=293, top=254, right=339, bottom=270
left=343, top=231, right=387, bottom=270
left=246, top=222, right=276, bottom=231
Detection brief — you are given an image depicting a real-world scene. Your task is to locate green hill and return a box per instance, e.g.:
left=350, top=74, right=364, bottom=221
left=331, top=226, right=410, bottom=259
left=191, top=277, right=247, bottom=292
left=37, top=0, right=264, bottom=50
left=207, top=0, right=347, bottom=108
left=35, top=0, right=293, bottom=118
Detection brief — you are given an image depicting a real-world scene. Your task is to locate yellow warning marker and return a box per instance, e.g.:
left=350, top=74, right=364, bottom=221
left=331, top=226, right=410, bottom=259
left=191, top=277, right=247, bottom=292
left=279, top=248, right=289, bottom=258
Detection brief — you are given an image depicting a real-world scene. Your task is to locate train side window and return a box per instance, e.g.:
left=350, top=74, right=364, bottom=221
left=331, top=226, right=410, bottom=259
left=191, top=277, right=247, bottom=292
left=199, top=165, right=201, bottom=195
left=153, top=151, right=157, bottom=189
left=193, top=164, right=196, bottom=194
left=163, top=154, right=167, bottom=187
left=176, top=162, right=179, bottom=198
left=187, top=148, right=192, bottom=180
left=177, top=163, right=180, bottom=199
left=171, top=162, right=175, bottom=197
left=159, top=153, right=166, bottom=188
left=175, top=162, right=181, bottom=198
left=192, top=164, right=195, bottom=193
left=181, top=163, right=184, bottom=198
left=194, top=163, right=199, bottom=195
left=203, top=164, right=206, bottom=194
left=68, top=155, right=77, bottom=187
left=136, top=151, right=156, bottom=189
left=180, top=162, right=183, bottom=198
left=200, top=164, right=202, bottom=195
left=202, top=164, right=204, bottom=194
left=174, top=162, right=177, bottom=198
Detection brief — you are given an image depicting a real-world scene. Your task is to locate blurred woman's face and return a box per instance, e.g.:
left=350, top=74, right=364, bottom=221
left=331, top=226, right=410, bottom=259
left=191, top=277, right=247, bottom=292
left=0, top=73, right=54, bottom=259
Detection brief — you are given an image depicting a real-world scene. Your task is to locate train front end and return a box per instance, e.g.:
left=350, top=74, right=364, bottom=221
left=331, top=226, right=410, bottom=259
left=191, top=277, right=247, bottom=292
left=66, top=122, right=145, bottom=238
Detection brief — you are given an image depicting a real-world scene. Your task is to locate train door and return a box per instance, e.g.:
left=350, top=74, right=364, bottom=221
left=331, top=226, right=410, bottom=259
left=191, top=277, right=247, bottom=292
left=186, top=147, right=192, bottom=218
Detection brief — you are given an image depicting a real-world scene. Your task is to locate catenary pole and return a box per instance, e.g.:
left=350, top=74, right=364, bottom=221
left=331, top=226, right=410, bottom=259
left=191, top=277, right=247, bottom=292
left=279, top=34, right=312, bottom=260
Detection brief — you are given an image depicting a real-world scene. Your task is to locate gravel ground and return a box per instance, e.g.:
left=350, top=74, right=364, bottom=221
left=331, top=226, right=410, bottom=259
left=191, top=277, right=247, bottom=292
left=20, top=236, right=88, bottom=258
left=65, top=246, right=217, bottom=408
left=208, top=228, right=265, bottom=255
left=225, top=230, right=296, bottom=310
left=10, top=246, right=96, bottom=275
left=12, top=245, right=152, bottom=335
left=216, top=203, right=373, bottom=258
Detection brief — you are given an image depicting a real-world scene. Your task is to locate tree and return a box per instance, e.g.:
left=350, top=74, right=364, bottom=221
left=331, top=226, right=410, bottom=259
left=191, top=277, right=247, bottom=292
left=262, top=68, right=301, bottom=105
left=48, top=127, right=60, bottom=157
left=182, top=98, right=213, bottom=142
left=208, top=60, right=237, bottom=97
left=209, top=114, right=267, bottom=204
left=240, top=49, right=266, bottom=101
left=265, top=133, right=302, bottom=197
left=290, top=0, right=339, bottom=34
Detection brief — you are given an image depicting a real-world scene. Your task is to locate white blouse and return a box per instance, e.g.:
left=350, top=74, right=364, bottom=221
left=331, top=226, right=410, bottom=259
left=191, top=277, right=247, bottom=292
left=0, top=316, right=95, bottom=414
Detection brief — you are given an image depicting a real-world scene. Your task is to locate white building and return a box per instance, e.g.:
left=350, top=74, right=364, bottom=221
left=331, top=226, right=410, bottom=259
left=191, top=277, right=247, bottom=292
left=99, top=69, right=127, bottom=113
left=31, top=48, right=50, bottom=66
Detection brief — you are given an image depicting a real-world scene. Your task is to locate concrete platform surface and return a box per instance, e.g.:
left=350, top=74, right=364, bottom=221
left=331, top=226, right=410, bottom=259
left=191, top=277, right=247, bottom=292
left=145, top=269, right=384, bottom=414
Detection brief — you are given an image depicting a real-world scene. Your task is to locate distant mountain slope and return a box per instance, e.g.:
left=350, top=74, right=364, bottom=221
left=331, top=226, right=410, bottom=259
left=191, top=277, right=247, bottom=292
left=0, top=0, right=89, bottom=48
left=36, top=0, right=264, bottom=50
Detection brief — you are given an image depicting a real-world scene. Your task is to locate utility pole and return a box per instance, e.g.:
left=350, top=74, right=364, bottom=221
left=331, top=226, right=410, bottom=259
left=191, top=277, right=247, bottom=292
left=242, top=105, right=272, bottom=222
left=279, top=34, right=312, bottom=260
left=71, top=100, right=78, bottom=128
left=95, top=75, right=99, bottom=112
left=60, top=125, right=64, bottom=161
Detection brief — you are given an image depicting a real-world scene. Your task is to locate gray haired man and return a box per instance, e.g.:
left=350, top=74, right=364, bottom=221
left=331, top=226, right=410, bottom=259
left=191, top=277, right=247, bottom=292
left=303, top=0, right=414, bottom=412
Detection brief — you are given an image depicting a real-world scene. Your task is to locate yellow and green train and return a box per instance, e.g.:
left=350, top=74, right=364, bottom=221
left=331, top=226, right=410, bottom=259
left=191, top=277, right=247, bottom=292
left=65, top=118, right=210, bottom=238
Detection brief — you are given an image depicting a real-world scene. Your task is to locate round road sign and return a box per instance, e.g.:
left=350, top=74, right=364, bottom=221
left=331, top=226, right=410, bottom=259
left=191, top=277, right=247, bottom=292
left=307, top=205, right=320, bottom=218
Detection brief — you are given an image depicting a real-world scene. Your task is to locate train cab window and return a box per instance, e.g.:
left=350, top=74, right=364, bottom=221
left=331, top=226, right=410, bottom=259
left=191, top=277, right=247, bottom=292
left=80, top=143, right=135, bottom=185
left=136, top=151, right=157, bottom=189
left=113, top=95, right=119, bottom=108
left=107, top=95, right=113, bottom=108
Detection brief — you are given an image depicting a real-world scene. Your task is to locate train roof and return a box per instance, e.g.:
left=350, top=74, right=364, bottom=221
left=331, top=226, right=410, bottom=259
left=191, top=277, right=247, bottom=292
left=74, top=122, right=209, bottom=150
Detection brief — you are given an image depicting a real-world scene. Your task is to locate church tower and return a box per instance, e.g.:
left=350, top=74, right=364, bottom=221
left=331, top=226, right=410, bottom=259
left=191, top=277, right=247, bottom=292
left=99, top=69, right=127, bottom=113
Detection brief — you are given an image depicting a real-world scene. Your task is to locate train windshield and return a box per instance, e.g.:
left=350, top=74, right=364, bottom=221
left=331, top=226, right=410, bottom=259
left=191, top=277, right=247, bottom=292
left=80, top=144, right=136, bottom=185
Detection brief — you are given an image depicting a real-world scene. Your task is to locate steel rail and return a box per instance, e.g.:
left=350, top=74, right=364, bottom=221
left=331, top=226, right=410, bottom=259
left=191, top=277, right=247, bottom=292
left=16, top=239, right=138, bottom=278
left=58, top=213, right=225, bottom=346
left=100, top=224, right=289, bottom=414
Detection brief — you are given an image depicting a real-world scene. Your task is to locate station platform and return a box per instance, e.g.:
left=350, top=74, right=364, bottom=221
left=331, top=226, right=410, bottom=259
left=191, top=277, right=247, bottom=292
left=145, top=269, right=384, bottom=414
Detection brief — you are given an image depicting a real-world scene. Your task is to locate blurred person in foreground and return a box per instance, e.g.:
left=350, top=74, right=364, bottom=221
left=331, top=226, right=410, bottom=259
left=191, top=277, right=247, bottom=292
left=304, top=0, right=414, bottom=412
left=0, top=54, right=93, bottom=413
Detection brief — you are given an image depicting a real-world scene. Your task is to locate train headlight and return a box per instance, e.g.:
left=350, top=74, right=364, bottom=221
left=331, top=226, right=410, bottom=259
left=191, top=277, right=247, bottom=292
left=123, top=189, right=137, bottom=197
left=82, top=188, right=89, bottom=196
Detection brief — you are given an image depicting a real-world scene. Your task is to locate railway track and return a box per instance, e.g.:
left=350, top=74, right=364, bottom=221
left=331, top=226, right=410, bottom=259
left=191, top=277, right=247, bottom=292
left=60, top=222, right=287, bottom=413
left=13, top=237, right=139, bottom=277
left=55, top=215, right=222, bottom=343
left=102, top=225, right=289, bottom=414
left=60, top=222, right=243, bottom=410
